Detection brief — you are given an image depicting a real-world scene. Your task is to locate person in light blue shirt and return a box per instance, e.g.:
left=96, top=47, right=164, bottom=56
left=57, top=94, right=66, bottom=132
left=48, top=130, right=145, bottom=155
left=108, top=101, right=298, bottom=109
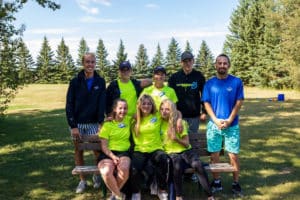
left=202, top=54, right=244, bottom=195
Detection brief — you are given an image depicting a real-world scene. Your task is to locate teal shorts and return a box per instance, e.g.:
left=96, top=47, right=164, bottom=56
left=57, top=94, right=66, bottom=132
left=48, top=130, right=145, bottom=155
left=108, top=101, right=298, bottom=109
left=206, top=121, right=240, bottom=154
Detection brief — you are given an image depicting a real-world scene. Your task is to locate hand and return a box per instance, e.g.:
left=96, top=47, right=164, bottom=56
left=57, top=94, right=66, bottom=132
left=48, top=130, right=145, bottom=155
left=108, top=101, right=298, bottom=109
left=176, top=119, right=183, bottom=133
left=112, top=155, right=120, bottom=165
left=200, top=113, right=207, bottom=121
left=71, top=128, right=81, bottom=139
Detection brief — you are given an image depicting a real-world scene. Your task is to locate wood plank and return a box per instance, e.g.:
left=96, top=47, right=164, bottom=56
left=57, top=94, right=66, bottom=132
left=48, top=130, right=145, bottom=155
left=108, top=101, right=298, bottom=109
left=204, top=163, right=236, bottom=172
left=72, top=166, right=99, bottom=175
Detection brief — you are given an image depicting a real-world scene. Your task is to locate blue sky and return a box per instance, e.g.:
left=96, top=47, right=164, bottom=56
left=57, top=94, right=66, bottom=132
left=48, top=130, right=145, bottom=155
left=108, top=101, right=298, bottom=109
left=15, top=0, right=238, bottom=63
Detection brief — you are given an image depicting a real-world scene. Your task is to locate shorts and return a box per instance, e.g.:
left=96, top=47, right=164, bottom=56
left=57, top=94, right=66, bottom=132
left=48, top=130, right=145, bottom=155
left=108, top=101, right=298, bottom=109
left=206, top=121, right=240, bottom=154
left=70, top=123, right=99, bottom=140
left=183, top=117, right=200, bottom=134
left=97, top=150, right=130, bottom=162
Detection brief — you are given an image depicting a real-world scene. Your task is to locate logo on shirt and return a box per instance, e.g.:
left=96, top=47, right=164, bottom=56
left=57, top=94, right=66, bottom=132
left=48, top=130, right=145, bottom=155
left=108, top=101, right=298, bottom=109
left=159, top=91, right=165, bottom=97
left=191, top=81, right=198, bottom=90
left=94, top=86, right=99, bottom=90
left=227, top=87, right=233, bottom=92
left=118, top=123, right=126, bottom=128
left=150, top=117, right=157, bottom=123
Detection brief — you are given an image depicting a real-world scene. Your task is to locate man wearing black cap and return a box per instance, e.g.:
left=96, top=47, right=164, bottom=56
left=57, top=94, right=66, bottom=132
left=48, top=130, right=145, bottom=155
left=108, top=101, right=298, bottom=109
left=168, top=51, right=206, bottom=134
left=140, top=66, right=178, bottom=110
left=106, top=61, right=152, bottom=117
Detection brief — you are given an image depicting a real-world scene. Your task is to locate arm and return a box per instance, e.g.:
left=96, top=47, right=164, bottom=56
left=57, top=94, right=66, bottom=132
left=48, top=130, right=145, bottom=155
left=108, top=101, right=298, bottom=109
left=140, top=78, right=152, bottom=88
left=97, top=79, right=106, bottom=124
left=100, top=138, right=119, bottom=164
left=169, top=126, right=190, bottom=148
left=204, top=102, right=224, bottom=130
left=223, top=99, right=243, bottom=128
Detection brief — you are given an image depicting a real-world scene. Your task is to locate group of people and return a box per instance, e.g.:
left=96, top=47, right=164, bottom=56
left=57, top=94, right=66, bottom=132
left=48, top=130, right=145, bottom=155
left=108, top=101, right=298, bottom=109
left=66, top=51, right=244, bottom=200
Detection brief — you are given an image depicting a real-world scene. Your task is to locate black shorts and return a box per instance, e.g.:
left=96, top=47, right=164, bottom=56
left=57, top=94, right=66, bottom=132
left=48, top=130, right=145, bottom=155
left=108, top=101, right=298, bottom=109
left=98, top=150, right=129, bottom=162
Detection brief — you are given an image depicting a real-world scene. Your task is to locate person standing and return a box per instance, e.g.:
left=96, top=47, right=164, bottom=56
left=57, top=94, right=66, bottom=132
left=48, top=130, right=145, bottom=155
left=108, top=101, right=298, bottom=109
left=98, top=99, right=131, bottom=200
left=66, top=52, right=106, bottom=193
left=160, top=99, right=214, bottom=200
left=168, top=51, right=206, bottom=134
left=106, top=61, right=152, bottom=117
left=141, top=66, right=178, bottom=110
left=201, top=54, right=244, bottom=195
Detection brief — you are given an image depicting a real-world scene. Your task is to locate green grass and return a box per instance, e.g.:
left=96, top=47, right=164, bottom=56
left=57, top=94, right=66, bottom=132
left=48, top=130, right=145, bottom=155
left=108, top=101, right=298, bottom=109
left=1, top=84, right=300, bottom=200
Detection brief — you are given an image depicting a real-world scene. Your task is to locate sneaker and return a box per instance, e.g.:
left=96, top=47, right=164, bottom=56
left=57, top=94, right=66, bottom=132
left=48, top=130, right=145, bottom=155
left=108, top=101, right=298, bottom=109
left=157, top=190, right=168, bottom=200
left=92, top=174, right=101, bottom=189
left=131, top=192, right=141, bottom=200
left=210, top=179, right=223, bottom=193
left=75, top=180, right=87, bottom=193
left=232, top=182, right=242, bottom=195
left=110, top=193, right=126, bottom=200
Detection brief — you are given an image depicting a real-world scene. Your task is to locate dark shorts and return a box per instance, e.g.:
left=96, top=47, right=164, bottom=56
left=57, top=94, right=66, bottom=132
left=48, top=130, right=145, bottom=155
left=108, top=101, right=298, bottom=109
left=97, top=150, right=130, bottom=162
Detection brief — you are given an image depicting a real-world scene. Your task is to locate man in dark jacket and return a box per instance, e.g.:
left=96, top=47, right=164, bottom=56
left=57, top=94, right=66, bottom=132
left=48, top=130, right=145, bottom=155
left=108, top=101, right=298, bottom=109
left=106, top=61, right=152, bottom=117
left=168, top=51, right=206, bottom=134
left=66, top=52, right=106, bottom=193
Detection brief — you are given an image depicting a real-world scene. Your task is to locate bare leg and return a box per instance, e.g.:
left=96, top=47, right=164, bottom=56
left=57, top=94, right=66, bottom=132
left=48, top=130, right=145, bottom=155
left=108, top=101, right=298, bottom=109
left=98, top=159, right=121, bottom=197
left=210, top=152, right=220, bottom=179
left=228, top=152, right=240, bottom=182
left=116, top=156, right=131, bottom=189
left=73, top=140, right=85, bottom=181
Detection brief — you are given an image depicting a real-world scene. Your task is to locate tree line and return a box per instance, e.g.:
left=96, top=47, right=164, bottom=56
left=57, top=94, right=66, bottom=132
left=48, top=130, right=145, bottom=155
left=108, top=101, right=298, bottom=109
left=1, top=0, right=299, bottom=115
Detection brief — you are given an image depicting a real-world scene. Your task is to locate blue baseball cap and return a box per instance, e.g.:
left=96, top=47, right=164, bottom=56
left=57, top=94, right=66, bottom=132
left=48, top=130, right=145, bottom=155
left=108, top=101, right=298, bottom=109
left=119, top=61, right=131, bottom=70
left=153, top=66, right=166, bottom=74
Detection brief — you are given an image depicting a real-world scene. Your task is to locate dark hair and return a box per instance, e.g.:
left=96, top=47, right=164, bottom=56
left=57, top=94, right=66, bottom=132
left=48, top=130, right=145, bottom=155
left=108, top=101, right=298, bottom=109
left=111, top=98, right=127, bottom=119
left=215, top=53, right=231, bottom=66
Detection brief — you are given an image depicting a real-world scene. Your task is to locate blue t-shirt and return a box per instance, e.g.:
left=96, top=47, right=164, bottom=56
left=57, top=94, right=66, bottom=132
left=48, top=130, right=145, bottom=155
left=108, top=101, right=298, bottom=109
left=201, top=75, right=244, bottom=126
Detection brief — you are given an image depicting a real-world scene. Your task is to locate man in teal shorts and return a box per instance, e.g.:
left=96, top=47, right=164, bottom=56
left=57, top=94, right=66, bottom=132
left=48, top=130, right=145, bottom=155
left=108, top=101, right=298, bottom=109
left=202, top=54, right=244, bottom=196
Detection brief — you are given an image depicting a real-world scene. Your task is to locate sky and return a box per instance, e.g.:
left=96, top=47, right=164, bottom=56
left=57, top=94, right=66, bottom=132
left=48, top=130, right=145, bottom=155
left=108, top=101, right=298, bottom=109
left=14, top=0, right=239, bottom=63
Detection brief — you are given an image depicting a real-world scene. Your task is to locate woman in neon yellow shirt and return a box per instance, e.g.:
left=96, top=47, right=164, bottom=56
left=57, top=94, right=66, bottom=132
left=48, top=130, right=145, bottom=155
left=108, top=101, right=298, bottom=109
left=130, top=94, right=169, bottom=200
left=160, top=99, right=214, bottom=200
left=98, top=99, right=132, bottom=200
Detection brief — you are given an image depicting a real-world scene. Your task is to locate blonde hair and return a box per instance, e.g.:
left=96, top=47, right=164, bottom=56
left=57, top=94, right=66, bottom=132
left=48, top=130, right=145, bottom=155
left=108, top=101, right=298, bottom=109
left=160, top=99, right=179, bottom=139
left=134, top=94, right=156, bottom=136
left=82, top=52, right=96, bottom=64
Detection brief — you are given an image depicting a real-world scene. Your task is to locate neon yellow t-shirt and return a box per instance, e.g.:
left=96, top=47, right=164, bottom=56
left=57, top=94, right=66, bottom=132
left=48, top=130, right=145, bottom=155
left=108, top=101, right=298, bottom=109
left=161, top=120, right=191, bottom=154
left=141, top=85, right=178, bottom=110
left=118, top=79, right=137, bottom=116
left=133, top=112, right=163, bottom=153
left=99, top=116, right=132, bottom=151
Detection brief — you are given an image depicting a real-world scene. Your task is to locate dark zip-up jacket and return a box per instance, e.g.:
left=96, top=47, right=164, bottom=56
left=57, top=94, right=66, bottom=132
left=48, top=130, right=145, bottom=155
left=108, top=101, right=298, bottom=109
left=106, top=79, right=142, bottom=115
left=168, top=69, right=206, bottom=118
left=66, top=70, right=106, bottom=128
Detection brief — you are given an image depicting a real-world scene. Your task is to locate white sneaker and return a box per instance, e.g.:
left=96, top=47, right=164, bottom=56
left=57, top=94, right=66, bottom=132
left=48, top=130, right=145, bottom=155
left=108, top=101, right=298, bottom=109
left=75, top=180, right=87, bottom=193
left=131, top=192, right=141, bottom=200
left=157, top=191, right=168, bottom=200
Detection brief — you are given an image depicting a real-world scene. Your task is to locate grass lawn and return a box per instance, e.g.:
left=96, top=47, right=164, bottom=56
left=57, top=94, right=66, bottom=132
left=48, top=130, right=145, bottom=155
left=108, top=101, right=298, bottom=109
left=1, top=84, right=300, bottom=200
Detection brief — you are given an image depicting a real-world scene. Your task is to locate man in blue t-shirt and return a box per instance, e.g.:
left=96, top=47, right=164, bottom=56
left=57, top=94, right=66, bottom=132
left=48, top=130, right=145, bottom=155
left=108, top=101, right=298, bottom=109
left=202, top=54, right=244, bottom=196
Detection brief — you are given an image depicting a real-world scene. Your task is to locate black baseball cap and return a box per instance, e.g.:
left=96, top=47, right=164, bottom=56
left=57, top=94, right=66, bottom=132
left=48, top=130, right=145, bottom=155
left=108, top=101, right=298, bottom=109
left=181, top=51, right=194, bottom=61
left=153, top=66, right=166, bottom=74
left=119, top=61, right=131, bottom=70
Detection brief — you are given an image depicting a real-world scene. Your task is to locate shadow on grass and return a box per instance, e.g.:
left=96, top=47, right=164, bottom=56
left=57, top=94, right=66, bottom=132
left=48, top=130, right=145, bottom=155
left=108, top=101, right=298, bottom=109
left=0, top=99, right=299, bottom=200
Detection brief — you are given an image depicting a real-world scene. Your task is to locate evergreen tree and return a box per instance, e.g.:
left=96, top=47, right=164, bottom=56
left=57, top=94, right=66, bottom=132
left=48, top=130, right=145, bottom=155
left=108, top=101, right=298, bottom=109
left=110, top=40, right=128, bottom=82
left=225, top=0, right=265, bottom=85
left=35, top=36, right=55, bottom=83
left=0, top=0, right=60, bottom=114
left=15, top=39, right=35, bottom=84
left=195, top=40, right=215, bottom=79
left=76, top=37, right=90, bottom=68
left=150, top=43, right=165, bottom=69
left=165, top=37, right=181, bottom=74
left=54, top=38, right=75, bottom=83
left=95, top=39, right=110, bottom=81
left=184, top=40, right=193, bottom=53
left=134, top=44, right=150, bottom=79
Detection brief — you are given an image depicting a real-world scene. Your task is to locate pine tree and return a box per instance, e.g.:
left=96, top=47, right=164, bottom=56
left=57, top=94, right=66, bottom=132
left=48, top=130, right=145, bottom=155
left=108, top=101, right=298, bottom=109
left=184, top=40, right=193, bottom=53
left=150, top=43, right=165, bottom=69
left=76, top=37, right=90, bottom=68
left=35, top=36, right=55, bottom=83
left=165, top=37, right=181, bottom=74
left=0, top=0, right=60, bottom=114
left=54, top=38, right=75, bottom=83
left=134, top=44, right=150, bottom=79
left=109, top=40, right=128, bottom=82
left=195, top=40, right=215, bottom=79
left=95, top=39, right=110, bottom=81
left=15, top=39, right=35, bottom=84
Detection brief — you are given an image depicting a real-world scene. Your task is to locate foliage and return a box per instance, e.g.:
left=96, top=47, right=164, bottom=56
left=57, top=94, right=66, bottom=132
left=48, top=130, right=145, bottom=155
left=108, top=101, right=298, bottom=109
left=96, top=39, right=110, bottom=81
left=133, top=44, right=151, bottom=79
left=0, top=0, right=60, bottom=115
left=110, top=40, right=127, bottom=82
left=165, top=37, right=181, bottom=75
left=150, top=43, right=165, bottom=69
left=195, top=40, right=215, bottom=80
left=76, top=37, right=90, bottom=68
